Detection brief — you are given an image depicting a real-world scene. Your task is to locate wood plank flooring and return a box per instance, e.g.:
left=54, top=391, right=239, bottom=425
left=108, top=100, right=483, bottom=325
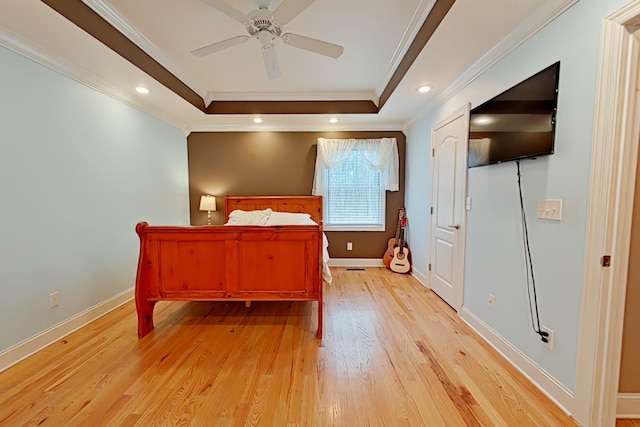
left=0, top=267, right=622, bottom=426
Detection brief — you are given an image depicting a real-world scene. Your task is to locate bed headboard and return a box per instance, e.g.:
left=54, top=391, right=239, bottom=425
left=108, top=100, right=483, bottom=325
left=225, top=196, right=323, bottom=224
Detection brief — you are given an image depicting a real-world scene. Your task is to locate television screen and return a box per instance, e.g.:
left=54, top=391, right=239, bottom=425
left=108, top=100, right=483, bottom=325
left=468, top=62, right=560, bottom=168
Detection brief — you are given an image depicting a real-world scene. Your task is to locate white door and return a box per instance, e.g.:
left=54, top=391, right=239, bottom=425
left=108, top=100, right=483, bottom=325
left=428, top=105, right=469, bottom=311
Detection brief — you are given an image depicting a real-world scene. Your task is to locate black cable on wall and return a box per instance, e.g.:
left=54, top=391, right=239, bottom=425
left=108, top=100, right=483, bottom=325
left=516, top=160, right=549, bottom=344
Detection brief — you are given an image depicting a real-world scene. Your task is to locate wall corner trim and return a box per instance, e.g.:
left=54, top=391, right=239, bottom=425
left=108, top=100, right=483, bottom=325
left=617, top=393, right=640, bottom=419
left=0, top=288, right=134, bottom=373
left=460, top=307, right=575, bottom=418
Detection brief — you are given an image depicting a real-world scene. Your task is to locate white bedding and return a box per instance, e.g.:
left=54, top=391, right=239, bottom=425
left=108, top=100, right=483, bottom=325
left=225, top=209, right=332, bottom=284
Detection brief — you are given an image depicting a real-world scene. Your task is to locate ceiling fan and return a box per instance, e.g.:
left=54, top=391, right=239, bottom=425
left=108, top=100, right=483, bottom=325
left=192, top=0, right=344, bottom=79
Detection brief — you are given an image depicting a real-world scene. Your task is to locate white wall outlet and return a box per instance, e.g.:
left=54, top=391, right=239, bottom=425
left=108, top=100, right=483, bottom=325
left=488, top=294, right=495, bottom=310
left=347, top=242, right=353, bottom=251
left=541, top=325, right=554, bottom=350
left=49, top=292, right=59, bottom=308
left=466, top=196, right=472, bottom=211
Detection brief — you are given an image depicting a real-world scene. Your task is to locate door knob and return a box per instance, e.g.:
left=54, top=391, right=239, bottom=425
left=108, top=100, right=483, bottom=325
left=449, top=224, right=460, bottom=230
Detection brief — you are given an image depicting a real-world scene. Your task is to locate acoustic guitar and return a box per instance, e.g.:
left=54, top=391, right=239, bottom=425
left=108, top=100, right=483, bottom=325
left=383, top=208, right=405, bottom=269
left=390, top=216, right=411, bottom=274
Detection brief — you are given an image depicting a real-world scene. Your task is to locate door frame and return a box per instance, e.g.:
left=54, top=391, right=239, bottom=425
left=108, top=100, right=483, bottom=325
left=427, top=103, right=470, bottom=311
left=575, top=2, right=640, bottom=426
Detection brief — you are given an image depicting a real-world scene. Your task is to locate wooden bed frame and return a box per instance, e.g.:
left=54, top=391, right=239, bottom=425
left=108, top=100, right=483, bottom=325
left=134, top=196, right=324, bottom=339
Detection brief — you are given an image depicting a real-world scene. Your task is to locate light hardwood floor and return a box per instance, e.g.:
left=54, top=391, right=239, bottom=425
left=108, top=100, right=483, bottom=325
left=0, top=267, right=627, bottom=426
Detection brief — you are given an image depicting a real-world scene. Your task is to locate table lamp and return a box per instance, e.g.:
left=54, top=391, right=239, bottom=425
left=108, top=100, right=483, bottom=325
left=199, top=195, right=217, bottom=225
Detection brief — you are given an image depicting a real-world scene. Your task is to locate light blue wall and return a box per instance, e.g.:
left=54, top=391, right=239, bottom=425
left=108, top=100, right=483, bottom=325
left=0, top=46, right=190, bottom=352
left=405, top=0, right=627, bottom=392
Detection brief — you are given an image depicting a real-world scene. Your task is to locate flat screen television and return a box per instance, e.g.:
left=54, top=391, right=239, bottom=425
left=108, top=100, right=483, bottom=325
left=468, top=61, right=560, bottom=168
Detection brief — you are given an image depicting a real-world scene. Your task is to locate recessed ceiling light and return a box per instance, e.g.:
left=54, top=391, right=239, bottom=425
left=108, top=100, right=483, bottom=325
left=416, top=85, right=432, bottom=93
left=135, top=87, right=150, bottom=94
left=329, top=117, right=338, bottom=123
left=253, top=117, right=263, bottom=124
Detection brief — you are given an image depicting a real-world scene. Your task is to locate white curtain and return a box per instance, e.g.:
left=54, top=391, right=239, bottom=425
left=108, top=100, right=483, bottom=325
left=312, top=137, right=399, bottom=195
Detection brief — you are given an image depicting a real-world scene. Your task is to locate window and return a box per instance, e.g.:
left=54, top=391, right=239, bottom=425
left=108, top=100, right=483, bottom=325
left=324, top=149, right=385, bottom=231
left=312, top=137, right=399, bottom=232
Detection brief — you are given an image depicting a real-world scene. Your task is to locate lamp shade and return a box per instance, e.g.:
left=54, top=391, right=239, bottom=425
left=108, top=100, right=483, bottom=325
left=199, top=195, right=217, bottom=211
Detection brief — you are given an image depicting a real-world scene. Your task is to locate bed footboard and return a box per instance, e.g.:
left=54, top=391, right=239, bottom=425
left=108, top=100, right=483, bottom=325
left=134, top=221, right=323, bottom=338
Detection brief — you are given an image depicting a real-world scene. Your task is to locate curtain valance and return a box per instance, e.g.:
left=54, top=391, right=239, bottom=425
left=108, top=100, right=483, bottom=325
left=312, top=137, right=399, bottom=195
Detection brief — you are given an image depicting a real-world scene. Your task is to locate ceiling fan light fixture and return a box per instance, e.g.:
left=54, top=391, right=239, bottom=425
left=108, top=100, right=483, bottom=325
left=258, top=29, right=272, bottom=45
left=416, top=84, right=432, bottom=93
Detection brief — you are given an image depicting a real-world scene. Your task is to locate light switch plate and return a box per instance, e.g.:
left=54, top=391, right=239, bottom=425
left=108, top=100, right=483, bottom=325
left=537, top=199, right=563, bottom=221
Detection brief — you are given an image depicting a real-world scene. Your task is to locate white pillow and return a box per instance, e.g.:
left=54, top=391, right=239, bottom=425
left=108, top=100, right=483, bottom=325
left=225, top=209, right=271, bottom=225
left=265, top=211, right=314, bottom=226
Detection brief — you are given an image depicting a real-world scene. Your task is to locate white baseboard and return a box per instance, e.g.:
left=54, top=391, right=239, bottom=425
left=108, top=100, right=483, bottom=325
left=460, top=307, right=575, bottom=417
left=328, top=258, right=385, bottom=267
left=617, top=393, right=640, bottom=418
left=0, top=287, right=134, bottom=373
left=411, top=268, right=429, bottom=288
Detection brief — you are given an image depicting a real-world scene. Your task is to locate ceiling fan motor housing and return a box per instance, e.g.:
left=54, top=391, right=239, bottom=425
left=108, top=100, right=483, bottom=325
left=246, top=9, right=282, bottom=42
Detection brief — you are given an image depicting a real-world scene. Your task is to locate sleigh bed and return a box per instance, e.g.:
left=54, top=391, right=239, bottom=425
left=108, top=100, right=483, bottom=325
left=134, top=196, right=327, bottom=339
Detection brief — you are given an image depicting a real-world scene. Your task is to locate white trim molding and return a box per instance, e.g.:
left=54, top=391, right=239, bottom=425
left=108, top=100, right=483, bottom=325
left=327, top=258, right=385, bottom=268
left=207, top=90, right=378, bottom=103
left=411, top=268, right=429, bottom=288
left=460, top=308, right=575, bottom=417
left=574, top=2, right=640, bottom=426
left=375, top=0, right=437, bottom=97
left=187, top=121, right=405, bottom=133
left=0, top=288, right=134, bottom=373
left=427, top=104, right=470, bottom=312
left=81, top=0, right=209, bottom=99
left=617, top=394, right=640, bottom=419
left=405, top=0, right=580, bottom=130
left=0, top=26, right=190, bottom=132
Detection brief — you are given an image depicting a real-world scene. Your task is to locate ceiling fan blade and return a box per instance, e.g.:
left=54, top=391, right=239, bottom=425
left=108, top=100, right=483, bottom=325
left=191, top=35, right=250, bottom=57
left=272, top=0, right=316, bottom=25
left=201, top=0, right=250, bottom=24
left=262, top=44, right=281, bottom=79
left=282, top=33, right=343, bottom=58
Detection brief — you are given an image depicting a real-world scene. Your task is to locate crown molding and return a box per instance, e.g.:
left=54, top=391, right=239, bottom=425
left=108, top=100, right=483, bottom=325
left=80, top=0, right=154, bottom=48
left=188, top=121, right=405, bottom=133
left=206, top=90, right=378, bottom=102
left=375, top=0, right=438, bottom=98
left=80, top=0, right=209, bottom=99
left=404, top=0, right=580, bottom=130
left=0, top=25, right=189, bottom=131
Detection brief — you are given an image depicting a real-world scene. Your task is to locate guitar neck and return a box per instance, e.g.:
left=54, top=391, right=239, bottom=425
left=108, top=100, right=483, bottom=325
left=394, top=208, right=405, bottom=244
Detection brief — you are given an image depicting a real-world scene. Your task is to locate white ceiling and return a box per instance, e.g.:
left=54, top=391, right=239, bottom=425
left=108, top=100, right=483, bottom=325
left=0, top=0, right=578, bottom=132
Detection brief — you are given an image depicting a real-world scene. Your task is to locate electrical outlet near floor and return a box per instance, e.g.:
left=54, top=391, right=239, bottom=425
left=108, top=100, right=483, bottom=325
left=488, top=294, right=495, bottom=310
left=347, top=242, right=353, bottom=251
left=49, top=292, right=59, bottom=308
left=541, top=325, right=554, bottom=350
